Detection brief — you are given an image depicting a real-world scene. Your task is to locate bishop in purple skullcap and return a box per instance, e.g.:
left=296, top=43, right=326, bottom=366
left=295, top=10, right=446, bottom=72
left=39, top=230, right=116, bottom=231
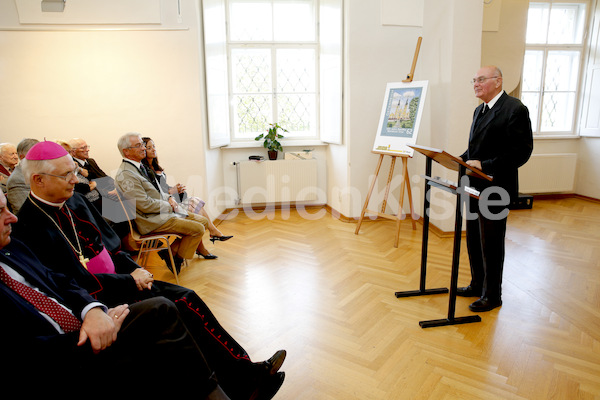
left=25, top=140, right=69, bottom=161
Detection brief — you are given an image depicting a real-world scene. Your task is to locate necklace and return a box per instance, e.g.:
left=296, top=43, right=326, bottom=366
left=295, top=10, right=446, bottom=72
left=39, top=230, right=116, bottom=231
left=28, top=196, right=89, bottom=269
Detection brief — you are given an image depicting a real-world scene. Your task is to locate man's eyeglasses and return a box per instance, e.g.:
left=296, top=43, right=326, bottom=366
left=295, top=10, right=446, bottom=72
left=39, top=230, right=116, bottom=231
left=126, top=143, right=145, bottom=149
left=471, top=76, right=499, bottom=85
left=76, top=145, right=90, bottom=151
left=39, top=167, right=80, bottom=181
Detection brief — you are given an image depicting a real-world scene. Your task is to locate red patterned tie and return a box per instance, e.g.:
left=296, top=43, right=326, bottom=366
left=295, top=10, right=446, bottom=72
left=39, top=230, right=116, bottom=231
left=0, top=266, right=82, bottom=333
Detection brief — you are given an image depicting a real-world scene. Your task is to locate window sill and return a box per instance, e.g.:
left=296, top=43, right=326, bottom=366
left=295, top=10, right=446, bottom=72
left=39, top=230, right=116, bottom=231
left=533, top=134, right=580, bottom=140
left=224, top=139, right=329, bottom=149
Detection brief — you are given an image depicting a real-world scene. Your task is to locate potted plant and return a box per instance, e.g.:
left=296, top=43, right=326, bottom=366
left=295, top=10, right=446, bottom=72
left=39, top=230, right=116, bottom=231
left=255, top=123, right=287, bottom=160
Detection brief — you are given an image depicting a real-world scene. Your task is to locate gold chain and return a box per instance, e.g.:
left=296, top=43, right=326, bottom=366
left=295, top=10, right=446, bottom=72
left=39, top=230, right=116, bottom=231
left=28, top=196, right=89, bottom=269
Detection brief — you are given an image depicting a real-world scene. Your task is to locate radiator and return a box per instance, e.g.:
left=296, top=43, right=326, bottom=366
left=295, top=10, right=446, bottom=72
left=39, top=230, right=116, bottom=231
left=519, top=153, right=577, bottom=193
left=236, top=159, right=318, bottom=204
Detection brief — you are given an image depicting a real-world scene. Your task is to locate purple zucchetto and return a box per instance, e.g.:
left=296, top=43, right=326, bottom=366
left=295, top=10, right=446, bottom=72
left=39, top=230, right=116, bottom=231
left=25, top=140, right=69, bottom=161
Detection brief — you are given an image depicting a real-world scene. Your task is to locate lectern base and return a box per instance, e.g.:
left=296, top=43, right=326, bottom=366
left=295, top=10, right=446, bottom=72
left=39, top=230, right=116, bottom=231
left=419, top=315, right=481, bottom=328
left=394, top=287, right=448, bottom=298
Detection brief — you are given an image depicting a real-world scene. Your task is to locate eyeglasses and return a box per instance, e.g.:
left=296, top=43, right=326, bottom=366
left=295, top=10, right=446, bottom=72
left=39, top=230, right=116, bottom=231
left=471, top=76, right=499, bottom=85
left=76, top=145, right=90, bottom=151
left=126, top=143, right=145, bottom=149
left=39, top=167, right=80, bottom=181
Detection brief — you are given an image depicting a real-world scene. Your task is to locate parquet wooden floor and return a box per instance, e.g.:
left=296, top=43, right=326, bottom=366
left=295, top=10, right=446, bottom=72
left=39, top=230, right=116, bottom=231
left=145, top=198, right=600, bottom=399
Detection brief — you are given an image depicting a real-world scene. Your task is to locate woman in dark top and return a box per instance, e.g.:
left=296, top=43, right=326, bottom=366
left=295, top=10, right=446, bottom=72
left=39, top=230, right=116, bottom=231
left=141, top=137, right=232, bottom=243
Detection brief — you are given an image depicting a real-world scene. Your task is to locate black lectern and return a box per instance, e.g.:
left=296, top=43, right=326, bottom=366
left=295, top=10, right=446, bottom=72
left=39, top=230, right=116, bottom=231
left=395, top=144, right=492, bottom=328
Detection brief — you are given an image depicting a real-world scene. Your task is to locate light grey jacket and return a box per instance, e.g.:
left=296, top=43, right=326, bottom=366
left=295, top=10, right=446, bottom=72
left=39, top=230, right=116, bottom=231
left=115, top=159, right=175, bottom=235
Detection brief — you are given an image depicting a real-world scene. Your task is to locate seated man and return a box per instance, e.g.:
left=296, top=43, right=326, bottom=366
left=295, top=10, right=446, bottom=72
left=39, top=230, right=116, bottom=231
left=68, top=137, right=130, bottom=238
left=69, top=137, right=111, bottom=183
left=0, top=189, right=230, bottom=399
left=0, top=142, right=18, bottom=193
left=13, top=140, right=285, bottom=400
left=6, top=138, right=38, bottom=214
left=115, top=132, right=216, bottom=271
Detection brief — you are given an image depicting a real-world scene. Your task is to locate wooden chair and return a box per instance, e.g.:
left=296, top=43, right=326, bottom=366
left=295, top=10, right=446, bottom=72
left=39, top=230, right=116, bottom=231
left=115, top=191, right=184, bottom=284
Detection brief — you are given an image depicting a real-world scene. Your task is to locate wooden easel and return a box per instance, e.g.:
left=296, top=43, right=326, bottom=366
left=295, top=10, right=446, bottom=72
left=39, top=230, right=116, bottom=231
left=355, top=37, right=422, bottom=248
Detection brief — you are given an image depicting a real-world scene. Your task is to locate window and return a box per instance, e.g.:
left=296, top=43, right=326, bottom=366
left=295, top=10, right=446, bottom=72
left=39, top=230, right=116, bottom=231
left=521, top=1, right=589, bottom=135
left=202, top=0, right=342, bottom=147
left=229, top=0, right=317, bottom=139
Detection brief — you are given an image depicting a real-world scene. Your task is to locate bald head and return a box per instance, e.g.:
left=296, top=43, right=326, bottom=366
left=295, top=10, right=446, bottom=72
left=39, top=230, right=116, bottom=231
left=473, top=65, right=503, bottom=103
left=0, top=143, right=18, bottom=170
left=69, top=138, right=90, bottom=161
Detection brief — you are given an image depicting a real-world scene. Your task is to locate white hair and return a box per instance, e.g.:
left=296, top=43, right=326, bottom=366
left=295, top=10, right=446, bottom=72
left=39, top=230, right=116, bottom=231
left=117, top=132, right=142, bottom=157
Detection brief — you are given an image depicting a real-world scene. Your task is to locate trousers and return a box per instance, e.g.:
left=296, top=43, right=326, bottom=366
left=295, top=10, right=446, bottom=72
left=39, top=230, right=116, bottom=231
left=152, top=212, right=209, bottom=259
left=465, top=193, right=508, bottom=300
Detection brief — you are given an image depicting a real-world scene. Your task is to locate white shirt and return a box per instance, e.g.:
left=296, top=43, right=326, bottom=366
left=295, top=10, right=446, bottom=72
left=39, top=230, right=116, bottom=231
left=485, top=89, right=505, bottom=111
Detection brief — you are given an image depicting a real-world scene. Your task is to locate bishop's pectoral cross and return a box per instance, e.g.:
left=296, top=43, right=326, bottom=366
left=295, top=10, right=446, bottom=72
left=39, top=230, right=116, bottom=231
left=79, top=255, right=90, bottom=269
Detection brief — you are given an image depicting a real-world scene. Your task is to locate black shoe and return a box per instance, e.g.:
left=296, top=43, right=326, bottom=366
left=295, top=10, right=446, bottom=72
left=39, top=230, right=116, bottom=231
left=261, top=350, right=286, bottom=375
left=205, top=385, right=230, bottom=400
left=210, top=235, right=233, bottom=244
left=158, top=249, right=183, bottom=274
left=252, top=372, right=285, bottom=400
left=457, top=285, right=482, bottom=297
left=469, top=297, right=502, bottom=312
left=196, top=250, right=218, bottom=259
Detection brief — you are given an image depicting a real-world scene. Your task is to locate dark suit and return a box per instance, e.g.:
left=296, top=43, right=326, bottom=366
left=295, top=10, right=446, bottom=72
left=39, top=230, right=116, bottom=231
left=460, top=91, right=533, bottom=300
left=74, top=157, right=130, bottom=237
left=13, top=193, right=262, bottom=399
left=73, top=157, right=108, bottom=198
left=0, top=238, right=218, bottom=396
left=75, top=157, right=108, bottom=180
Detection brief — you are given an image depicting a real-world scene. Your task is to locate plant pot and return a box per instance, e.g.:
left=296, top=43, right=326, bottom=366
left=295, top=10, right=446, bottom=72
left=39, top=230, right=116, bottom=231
left=268, top=150, right=278, bottom=160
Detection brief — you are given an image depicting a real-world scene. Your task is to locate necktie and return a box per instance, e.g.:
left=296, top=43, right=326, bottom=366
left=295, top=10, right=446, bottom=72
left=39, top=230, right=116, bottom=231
left=0, top=266, right=82, bottom=333
left=474, top=104, right=489, bottom=129
left=140, top=165, right=160, bottom=191
left=140, top=164, right=152, bottom=180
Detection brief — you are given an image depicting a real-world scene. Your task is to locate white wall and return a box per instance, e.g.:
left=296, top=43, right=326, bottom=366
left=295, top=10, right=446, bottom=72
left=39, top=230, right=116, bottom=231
left=340, top=0, right=483, bottom=232
left=0, top=0, right=223, bottom=218
left=344, top=0, right=425, bottom=220
left=577, top=137, right=600, bottom=199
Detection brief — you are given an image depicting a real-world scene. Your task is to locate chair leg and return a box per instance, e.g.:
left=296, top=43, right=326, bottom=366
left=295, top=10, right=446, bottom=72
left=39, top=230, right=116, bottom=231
left=137, top=245, right=147, bottom=267
left=166, top=247, right=179, bottom=284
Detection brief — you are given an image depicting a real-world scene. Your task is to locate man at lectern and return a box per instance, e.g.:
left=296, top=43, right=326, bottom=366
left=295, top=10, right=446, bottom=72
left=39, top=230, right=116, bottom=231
left=458, top=65, right=533, bottom=312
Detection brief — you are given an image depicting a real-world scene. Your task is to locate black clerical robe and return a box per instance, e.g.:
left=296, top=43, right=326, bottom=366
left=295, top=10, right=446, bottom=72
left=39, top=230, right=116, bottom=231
left=13, top=193, right=138, bottom=298
left=12, top=192, right=266, bottom=399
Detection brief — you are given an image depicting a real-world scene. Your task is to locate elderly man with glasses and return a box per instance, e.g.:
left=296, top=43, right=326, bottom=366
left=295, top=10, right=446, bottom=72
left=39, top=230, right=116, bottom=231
left=457, top=65, right=533, bottom=312
left=67, top=137, right=130, bottom=238
left=0, top=142, right=19, bottom=194
left=115, top=132, right=217, bottom=273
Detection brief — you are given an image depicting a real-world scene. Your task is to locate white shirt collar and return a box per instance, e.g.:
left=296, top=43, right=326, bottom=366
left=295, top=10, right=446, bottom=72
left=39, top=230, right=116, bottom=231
left=124, top=158, right=142, bottom=169
left=30, top=191, right=65, bottom=208
left=486, top=90, right=504, bottom=110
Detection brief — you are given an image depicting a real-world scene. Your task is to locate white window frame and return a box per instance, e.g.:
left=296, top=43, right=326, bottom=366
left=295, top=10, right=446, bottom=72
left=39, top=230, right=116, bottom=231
left=521, top=0, right=591, bottom=137
left=580, top=0, right=600, bottom=136
left=201, top=0, right=342, bottom=148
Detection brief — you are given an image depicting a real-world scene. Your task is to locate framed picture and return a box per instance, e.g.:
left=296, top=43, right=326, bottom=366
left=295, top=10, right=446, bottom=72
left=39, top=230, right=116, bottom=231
left=372, top=80, right=428, bottom=157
